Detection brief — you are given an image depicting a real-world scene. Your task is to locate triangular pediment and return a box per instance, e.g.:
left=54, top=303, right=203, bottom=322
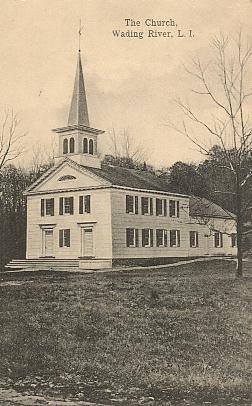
left=25, top=159, right=111, bottom=194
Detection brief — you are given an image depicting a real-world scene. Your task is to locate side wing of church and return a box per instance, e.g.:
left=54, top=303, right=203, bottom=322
left=7, top=49, right=237, bottom=270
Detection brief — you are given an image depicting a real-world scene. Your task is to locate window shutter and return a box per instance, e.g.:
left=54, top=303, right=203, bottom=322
left=164, top=200, right=167, bottom=216
left=135, top=229, right=139, bottom=247
left=41, top=199, right=45, bottom=217
left=220, top=232, right=223, bottom=247
left=51, top=199, right=54, bottom=216
left=66, top=229, right=71, bottom=247
left=126, top=195, right=130, bottom=213
left=177, top=201, right=180, bottom=217
left=169, top=200, right=174, bottom=216
left=150, top=229, right=153, bottom=247
left=59, top=230, right=63, bottom=247
left=150, top=198, right=153, bottom=215
left=196, top=232, right=199, bottom=247
left=59, top=197, right=63, bottom=215
left=141, top=197, right=145, bottom=215
left=135, top=196, right=138, bottom=214
left=126, top=229, right=130, bottom=247
left=79, top=196, right=83, bottom=214
left=69, top=197, right=74, bottom=215
left=85, top=195, right=91, bottom=213
left=142, top=229, right=147, bottom=247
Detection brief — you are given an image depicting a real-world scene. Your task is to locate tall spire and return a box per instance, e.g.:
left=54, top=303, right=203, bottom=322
left=68, top=50, right=90, bottom=127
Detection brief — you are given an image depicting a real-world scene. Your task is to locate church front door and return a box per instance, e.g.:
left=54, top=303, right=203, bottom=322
left=81, top=227, right=94, bottom=257
left=44, top=229, right=54, bottom=257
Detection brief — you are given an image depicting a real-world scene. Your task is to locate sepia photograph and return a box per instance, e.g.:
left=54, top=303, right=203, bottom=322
left=0, top=0, right=251, bottom=404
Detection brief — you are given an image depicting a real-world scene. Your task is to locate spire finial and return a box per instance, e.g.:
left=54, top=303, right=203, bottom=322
left=78, top=19, right=83, bottom=52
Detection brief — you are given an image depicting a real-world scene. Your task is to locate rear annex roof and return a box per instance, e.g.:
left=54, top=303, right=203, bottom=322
left=189, top=196, right=235, bottom=219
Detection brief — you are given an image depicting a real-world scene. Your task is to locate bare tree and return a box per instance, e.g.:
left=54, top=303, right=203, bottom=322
left=171, top=32, right=252, bottom=277
left=108, top=128, right=148, bottom=163
left=0, top=108, right=26, bottom=171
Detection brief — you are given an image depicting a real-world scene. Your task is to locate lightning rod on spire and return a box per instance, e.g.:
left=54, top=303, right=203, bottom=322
left=78, top=18, right=83, bottom=52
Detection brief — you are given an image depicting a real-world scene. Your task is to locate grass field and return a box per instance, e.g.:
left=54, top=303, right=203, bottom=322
left=0, top=260, right=251, bottom=405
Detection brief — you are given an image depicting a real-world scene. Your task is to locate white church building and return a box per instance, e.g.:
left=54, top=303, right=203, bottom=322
left=8, top=50, right=237, bottom=270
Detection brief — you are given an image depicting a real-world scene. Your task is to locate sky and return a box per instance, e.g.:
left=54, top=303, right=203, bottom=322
left=0, top=0, right=252, bottom=168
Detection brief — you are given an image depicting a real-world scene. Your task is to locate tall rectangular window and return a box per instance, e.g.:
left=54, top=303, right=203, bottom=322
left=126, top=195, right=138, bottom=214
left=170, top=230, right=180, bottom=247
left=59, top=229, right=70, bottom=247
left=126, top=228, right=139, bottom=247
left=169, top=200, right=180, bottom=217
left=214, top=232, right=223, bottom=248
left=156, top=199, right=167, bottom=216
left=41, top=198, right=54, bottom=216
left=142, top=229, right=154, bottom=247
left=190, top=231, right=199, bottom=248
left=59, top=197, right=74, bottom=215
left=156, top=229, right=168, bottom=247
left=79, top=195, right=91, bottom=214
left=141, top=197, right=153, bottom=215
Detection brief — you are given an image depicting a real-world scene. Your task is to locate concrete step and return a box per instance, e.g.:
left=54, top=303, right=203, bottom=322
left=5, top=259, right=80, bottom=270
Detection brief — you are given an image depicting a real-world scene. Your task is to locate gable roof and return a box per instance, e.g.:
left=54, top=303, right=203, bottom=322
left=25, top=158, right=235, bottom=220
left=189, top=196, right=235, bottom=219
left=83, top=165, right=187, bottom=196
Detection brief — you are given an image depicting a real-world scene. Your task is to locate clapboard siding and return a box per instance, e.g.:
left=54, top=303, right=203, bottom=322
left=111, top=189, right=191, bottom=258
left=111, top=189, right=237, bottom=259
left=190, top=216, right=237, bottom=256
left=26, top=189, right=112, bottom=259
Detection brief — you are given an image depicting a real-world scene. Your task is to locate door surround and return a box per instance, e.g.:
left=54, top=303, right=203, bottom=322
left=78, top=222, right=96, bottom=258
left=40, top=224, right=56, bottom=258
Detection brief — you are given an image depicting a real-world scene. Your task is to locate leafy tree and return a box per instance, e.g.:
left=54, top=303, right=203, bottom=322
left=169, top=161, right=209, bottom=197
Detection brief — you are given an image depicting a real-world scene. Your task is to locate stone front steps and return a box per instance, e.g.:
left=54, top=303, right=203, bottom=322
left=5, top=258, right=80, bottom=271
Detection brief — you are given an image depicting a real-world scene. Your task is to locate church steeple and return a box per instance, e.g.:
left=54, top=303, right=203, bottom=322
left=68, top=52, right=90, bottom=127
left=52, top=39, right=104, bottom=169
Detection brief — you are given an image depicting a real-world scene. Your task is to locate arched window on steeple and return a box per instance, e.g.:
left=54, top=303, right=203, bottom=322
left=83, top=138, right=88, bottom=153
left=89, top=139, right=94, bottom=155
left=63, top=138, right=68, bottom=154
left=69, top=137, right=75, bottom=153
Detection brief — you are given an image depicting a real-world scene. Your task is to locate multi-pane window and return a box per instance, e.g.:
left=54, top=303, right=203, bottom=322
left=170, top=230, right=180, bottom=247
left=156, top=229, right=168, bottom=247
left=214, top=231, right=223, bottom=248
left=126, top=195, right=138, bottom=214
left=169, top=200, right=180, bottom=217
left=79, top=195, right=91, bottom=214
left=141, top=197, right=153, bottom=215
left=190, top=231, right=199, bottom=248
left=59, top=229, right=70, bottom=247
left=156, top=198, right=167, bottom=216
left=59, top=197, right=74, bottom=215
left=41, top=198, right=54, bottom=216
left=231, top=233, right=237, bottom=247
left=142, top=229, right=154, bottom=247
left=126, top=228, right=139, bottom=247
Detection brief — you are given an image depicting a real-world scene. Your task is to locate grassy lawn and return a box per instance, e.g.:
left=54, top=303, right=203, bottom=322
left=0, top=260, right=251, bottom=405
